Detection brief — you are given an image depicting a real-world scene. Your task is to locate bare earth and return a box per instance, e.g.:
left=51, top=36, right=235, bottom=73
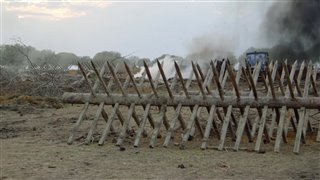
left=1, top=104, right=320, bottom=180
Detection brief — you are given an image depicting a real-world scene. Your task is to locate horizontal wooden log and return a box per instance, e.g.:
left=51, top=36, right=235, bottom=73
left=62, top=92, right=320, bottom=109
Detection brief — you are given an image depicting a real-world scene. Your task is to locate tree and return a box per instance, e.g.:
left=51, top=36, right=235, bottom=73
left=32, top=49, right=57, bottom=66
left=79, top=56, right=92, bottom=63
left=93, top=51, right=125, bottom=65
left=56, top=52, right=79, bottom=67
left=0, top=44, right=34, bottom=69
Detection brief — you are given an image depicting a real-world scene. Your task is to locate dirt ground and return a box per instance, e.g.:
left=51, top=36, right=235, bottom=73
left=1, top=101, right=320, bottom=180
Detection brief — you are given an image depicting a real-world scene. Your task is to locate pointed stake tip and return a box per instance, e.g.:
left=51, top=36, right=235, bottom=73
left=156, top=59, right=162, bottom=66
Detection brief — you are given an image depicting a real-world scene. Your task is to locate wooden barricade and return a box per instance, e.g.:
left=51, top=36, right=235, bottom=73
left=63, top=59, right=320, bottom=154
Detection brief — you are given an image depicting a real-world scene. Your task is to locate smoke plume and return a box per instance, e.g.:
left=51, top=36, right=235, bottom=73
left=186, top=32, right=236, bottom=63
left=262, top=0, right=320, bottom=62
left=135, top=33, right=237, bottom=80
left=134, top=55, right=192, bottom=79
left=185, top=32, right=237, bottom=75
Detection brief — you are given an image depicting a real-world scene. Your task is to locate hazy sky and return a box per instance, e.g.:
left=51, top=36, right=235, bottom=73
left=2, top=0, right=274, bottom=59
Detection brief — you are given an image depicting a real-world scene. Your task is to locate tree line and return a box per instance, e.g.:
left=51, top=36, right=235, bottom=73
left=0, top=43, right=151, bottom=70
left=1, top=43, right=317, bottom=72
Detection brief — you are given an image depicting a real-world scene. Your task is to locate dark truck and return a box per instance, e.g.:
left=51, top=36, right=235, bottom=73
left=246, top=51, right=269, bottom=71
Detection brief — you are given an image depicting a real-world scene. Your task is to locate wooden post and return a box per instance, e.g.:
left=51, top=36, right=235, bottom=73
left=134, top=104, right=151, bottom=147
left=143, top=61, right=159, bottom=98
left=218, top=105, right=233, bottom=151
left=78, top=62, right=95, bottom=96
left=85, top=102, right=104, bottom=144
left=293, top=63, right=312, bottom=154
left=98, top=103, right=120, bottom=145
left=174, top=62, right=203, bottom=141
left=67, top=62, right=107, bottom=144
left=150, top=104, right=167, bottom=148
left=212, top=60, right=237, bottom=142
left=196, top=63, right=220, bottom=139
left=201, top=105, right=217, bottom=150
left=255, top=61, right=278, bottom=152
left=180, top=104, right=200, bottom=149
left=274, top=61, right=298, bottom=152
left=234, top=63, right=261, bottom=151
left=163, top=103, right=183, bottom=147
left=116, top=103, right=136, bottom=146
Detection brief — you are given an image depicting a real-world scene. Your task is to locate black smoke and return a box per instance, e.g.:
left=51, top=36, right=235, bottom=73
left=262, top=0, right=320, bottom=62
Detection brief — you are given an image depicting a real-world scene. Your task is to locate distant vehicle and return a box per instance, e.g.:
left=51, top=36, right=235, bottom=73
left=246, top=51, right=269, bottom=71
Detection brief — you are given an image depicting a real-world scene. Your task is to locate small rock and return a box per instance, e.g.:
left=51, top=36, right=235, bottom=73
left=188, top=135, right=194, bottom=141
left=48, top=165, right=56, bottom=168
left=178, top=164, right=186, bottom=169
left=83, top=161, right=91, bottom=166
left=300, top=175, right=307, bottom=178
left=227, top=171, right=234, bottom=176
left=119, top=146, right=126, bottom=151
left=217, top=161, right=230, bottom=169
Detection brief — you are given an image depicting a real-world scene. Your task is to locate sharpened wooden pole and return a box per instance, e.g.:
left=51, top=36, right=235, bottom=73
left=196, top=63, right=220, bottom=139
left=116, top=103, right=136, bottom=146
left=201, top=105, right=216, bottom=150
left=218, top=105, right=233, bottom=151
left=85, top=102, right=105, bottom=144
left=67, top=62, right=108, bottom=144
left=134, top=104, right=152, bottom=147
left=234, top=63, right=261, bottom=151
left=180, top=104, right=200, bottom=149
left=78, top=62, right=95, bottom=97
left=150, top=104, right=167, bottom=148
left=255, top=61, right=278, bottom=152
left=174, top=61, right=190, bottom=99
left=144, top=61, right=159, bottom=98
left=98, top=103, right=119, bottom=145
left=293, top=63, right=312, bottom=154
left=163, top=103, right=183, bottom=147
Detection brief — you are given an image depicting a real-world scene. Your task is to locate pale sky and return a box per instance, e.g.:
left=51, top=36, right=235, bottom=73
left=1, top=0, right=275, bottom=59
